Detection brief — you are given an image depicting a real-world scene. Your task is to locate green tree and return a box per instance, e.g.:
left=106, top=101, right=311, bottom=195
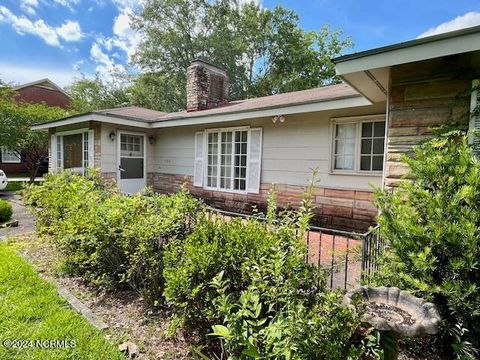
left=374, top=130, right=480, bottom=358
left=66, top=73, right=132, bottom=112
left=0, top=84, right=67, bottom=181
left=131, top=0, right=352, bottom=111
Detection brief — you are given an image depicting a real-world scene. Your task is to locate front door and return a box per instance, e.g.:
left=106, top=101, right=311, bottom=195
left=118, top=132, right=146, bottom=194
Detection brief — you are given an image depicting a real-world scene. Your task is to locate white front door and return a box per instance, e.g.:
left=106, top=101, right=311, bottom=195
left=118, top=132, right=146, bottom=194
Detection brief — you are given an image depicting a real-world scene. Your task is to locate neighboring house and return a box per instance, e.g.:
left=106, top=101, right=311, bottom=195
left=1, top=78, right=71, bottom=176
left=32, top=26, right=480, bottom=231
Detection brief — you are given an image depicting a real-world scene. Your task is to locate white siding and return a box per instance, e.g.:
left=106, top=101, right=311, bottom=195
left=150, top=104, right=385, bottom=191
left=100, top=123, right=156, bottom=174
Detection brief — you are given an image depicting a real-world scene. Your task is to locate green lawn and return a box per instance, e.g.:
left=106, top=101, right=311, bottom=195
left=0, top=243, right=125, bottom=360
left=3, top=182, right=24, bottom=192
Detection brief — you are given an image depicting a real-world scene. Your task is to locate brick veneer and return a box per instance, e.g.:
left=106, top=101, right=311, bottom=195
left=147, top=172, right=377, bottom=231
left=385, top=53, right=479, bottom=187
left=16, top=85, right=70, bottom=109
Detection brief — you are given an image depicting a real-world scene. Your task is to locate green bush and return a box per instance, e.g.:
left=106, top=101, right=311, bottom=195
left=0, top=199, right=13, bottom=223
left=24, top=170, right=202, bottom=302
left=164, top=190, right=363, bottom=358
left=23, top=169, right=114, bottom=235
left=374, top=130, right=480, bottom=358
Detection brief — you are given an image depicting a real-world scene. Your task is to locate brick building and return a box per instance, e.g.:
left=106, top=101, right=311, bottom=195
left=1, top=79, right=71, bottom=175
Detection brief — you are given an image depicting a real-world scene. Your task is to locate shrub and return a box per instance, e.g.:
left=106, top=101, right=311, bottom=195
left=374, top=130, right=480, bottom=358
left=23, top=169, right=113, bottom=235
left=164, top=189, right=363, bottom=358
left=24, top=170, right=202, bottom=302
left=0, top=199, right=12, bottom=223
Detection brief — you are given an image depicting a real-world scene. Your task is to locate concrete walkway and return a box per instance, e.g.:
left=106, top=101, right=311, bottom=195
left=0, top=192, right=36, bottom=239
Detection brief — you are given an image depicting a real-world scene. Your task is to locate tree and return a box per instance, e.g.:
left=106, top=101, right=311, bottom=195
left=131, top=0, right=352, bottom=111
left=66, top=73, right=132, bottom=112
left=374, top=130, right=480, bottom=358
left=0, top=84, right=67, bottom=181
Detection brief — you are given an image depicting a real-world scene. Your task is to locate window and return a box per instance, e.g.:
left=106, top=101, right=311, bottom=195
left=334, top=123, right=356, bottom=170
left=332, top=118, right=385, bottom=173
left=360, top=121, right=385, bottom=171
left=1, top=149, right=21, bottom=163
left=54, top=129, right=93, bottom=173
left=206, top=129, right=248, bottom=191
left=63, top=133, right=83, bottom=169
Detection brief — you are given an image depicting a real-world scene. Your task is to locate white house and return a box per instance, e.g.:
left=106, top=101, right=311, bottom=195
left=33, top=25, right=480, bottom=231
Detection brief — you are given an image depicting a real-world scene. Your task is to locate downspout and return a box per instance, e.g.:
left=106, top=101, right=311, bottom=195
left=381, top=70, right=391, bottom=191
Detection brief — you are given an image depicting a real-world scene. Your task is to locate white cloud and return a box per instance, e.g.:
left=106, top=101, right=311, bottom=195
left=57, top=20, right=83, bottom=41
left=20, top=0, right=39, bottom=15
left=418, top=12, right=480, bottom=38
left=90, top=41, right=125, bottom=76
left=111, top=8, right=141, bottom=60
left=0, top=6, right=60, bottom=46
left=52, top=0, right=80, bottom=11
left=0, top=62, right=80, bottom=87
left=0, top=6, right=83, bottom=47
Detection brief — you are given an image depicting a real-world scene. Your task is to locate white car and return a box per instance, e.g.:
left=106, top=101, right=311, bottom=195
left=0, top=170, right=7, bottom=190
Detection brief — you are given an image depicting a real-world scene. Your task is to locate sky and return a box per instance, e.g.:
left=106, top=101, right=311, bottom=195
left=0, top=0, right=480, bottom=88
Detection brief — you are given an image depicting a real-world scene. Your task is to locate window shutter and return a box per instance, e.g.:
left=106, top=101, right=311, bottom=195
left=194, top=131, right=205, bottom=187
left=469, top=79, right=480, bottom=153
left=56, top=135, right=63, bottom=171
left=50, top=135, right=56, bottom=172
left=247, top=128, right=262, bottom=194
left=88, top=130, right=95, bottom=167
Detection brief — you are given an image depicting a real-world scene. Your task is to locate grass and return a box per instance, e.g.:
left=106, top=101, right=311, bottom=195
left=3, top=182, right=24, bottom=192
left=0, top=242, right=125, bottom=360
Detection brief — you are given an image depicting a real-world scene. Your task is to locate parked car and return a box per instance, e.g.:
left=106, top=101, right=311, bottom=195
left=0, top=170, right=7, bottom=190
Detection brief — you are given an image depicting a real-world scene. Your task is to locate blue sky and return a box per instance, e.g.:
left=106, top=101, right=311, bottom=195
left=0, top=0, right=480, bottom=87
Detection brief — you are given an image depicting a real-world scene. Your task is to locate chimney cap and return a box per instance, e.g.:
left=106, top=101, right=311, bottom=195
left=189, top=59, right=227, bottom=75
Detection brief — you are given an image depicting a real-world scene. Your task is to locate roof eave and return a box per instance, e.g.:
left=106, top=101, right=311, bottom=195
left=32, top=95, right=373, bottom=131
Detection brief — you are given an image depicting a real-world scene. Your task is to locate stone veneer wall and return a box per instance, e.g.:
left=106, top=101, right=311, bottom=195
left=147, top=172, right=377, bottom=231
left=385, top=53, right=480, bottom=187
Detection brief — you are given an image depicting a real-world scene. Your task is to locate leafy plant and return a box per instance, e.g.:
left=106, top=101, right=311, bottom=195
left=0, top=199, right=13, bottom=223
left=374, top=130, right=480, bottom=358
left=164, top=183, right=363, bottom=358
left=24, top=171, right=202, bottom=302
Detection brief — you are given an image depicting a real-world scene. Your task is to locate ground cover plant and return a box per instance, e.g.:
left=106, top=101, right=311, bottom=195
left=0, top=242, right=124, bottom=360
left=374, top=130, right=480, bottom=359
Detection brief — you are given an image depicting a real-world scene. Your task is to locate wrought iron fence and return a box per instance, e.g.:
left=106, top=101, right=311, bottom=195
left=205, top=206, right=386, bottom=290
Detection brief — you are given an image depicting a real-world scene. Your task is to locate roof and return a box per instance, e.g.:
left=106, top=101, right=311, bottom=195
left=93, top=107, right=167, bottom=122
left=333, top=24, right=480, bottom=64
left=13, top=78, right=71, bottom=98
left=154, top=83, right=359, bottom=122
left=333, top=25, right=480, bottom=103
left=32, top=83, right=372, bottom=130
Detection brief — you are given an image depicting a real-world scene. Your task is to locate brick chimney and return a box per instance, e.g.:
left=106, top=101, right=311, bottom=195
left=186, top=60, right=229, bottom=112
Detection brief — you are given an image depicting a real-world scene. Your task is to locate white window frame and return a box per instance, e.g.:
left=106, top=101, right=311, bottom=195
left=53, top=128, right=94, bottom=174
left=1, top=148, right=21, bottom=163
left=330, top=115, right=385, bottom=176
left=203, top=126, right=251, bottom=194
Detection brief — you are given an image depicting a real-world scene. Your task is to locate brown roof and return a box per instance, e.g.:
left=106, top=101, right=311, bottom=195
left=94, top=83, right=359, bottom=123
left=93, top=107, right=167, bottom=122
left=154, top=83, right=359, bottom=122
left=33, top=83, right=362, bottom=127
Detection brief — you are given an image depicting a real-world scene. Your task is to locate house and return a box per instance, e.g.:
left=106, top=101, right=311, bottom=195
left=1, top=79, right=71, bottom=175
left=32, top=26, right=480, bottom=231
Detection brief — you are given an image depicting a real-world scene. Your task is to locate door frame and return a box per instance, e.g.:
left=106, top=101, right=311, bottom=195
left=116, top=130, right=147, bottom=193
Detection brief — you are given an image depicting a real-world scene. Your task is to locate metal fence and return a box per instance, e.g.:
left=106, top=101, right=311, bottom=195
left=205, top=206, right=386, bottom=291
